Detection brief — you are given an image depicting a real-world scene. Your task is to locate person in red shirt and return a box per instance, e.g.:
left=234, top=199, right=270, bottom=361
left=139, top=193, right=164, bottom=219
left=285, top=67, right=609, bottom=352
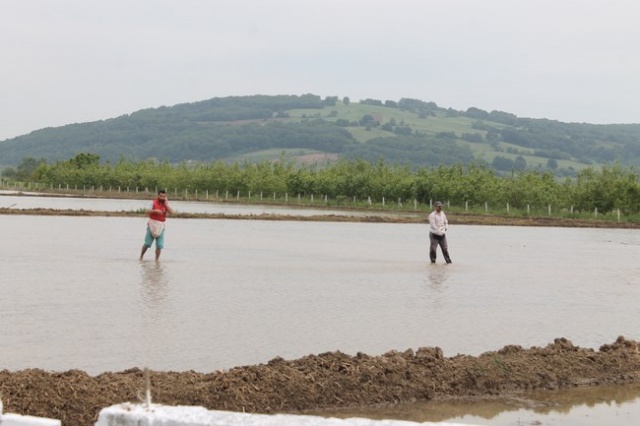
left=139, top=190, right=174, bottom=261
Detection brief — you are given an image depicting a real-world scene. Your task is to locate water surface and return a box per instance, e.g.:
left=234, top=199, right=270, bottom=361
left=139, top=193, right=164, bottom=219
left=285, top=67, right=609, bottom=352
left=1, top=203, right=639, bottom=425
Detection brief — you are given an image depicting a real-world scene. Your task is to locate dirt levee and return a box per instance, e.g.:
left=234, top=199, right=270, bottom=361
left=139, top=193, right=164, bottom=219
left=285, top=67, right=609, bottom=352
left=1, top=337, right=640, bottom=426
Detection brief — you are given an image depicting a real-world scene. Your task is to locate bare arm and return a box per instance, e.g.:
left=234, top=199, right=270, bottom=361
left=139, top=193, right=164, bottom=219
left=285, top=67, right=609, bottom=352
left=163, top=196, right=174, bottom=215
left=146, top=202, right=156, bottom=216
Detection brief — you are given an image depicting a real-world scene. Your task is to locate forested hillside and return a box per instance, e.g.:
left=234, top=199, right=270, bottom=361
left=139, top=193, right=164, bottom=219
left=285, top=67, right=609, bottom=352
left=2, top=94, right=640, bottom=176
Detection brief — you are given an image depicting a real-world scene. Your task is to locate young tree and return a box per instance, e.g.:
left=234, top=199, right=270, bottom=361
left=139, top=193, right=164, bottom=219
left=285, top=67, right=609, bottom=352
left=514, top=156, right=527, bottom=171
left=17, top=157, right=46, bottom=181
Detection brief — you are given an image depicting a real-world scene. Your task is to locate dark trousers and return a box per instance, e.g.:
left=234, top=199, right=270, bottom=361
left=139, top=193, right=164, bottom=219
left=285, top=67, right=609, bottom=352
left=429, top=232, right=452, bottom=263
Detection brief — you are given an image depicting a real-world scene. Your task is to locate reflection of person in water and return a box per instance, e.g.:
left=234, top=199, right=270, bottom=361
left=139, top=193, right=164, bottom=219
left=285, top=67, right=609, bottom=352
left=139, top=261, right=170, bottom=330
left=428, top=201, right=452, bottom=264
left=427, top=264, right=449, bottom=288
left=139, top=262, right=171, bottom=363
left=140, top=262, right=168, bottom=305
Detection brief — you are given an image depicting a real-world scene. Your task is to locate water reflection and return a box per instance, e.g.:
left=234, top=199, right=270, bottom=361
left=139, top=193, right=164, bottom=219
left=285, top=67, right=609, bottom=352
left=522, top=384, right=640, bottom=414
left=422, top=264, right=451, bottom=311
left=139, top=261, right=169, bottom=314
left=138, top=261, right=172, bottom=364
left=313, top=383, right=640, bottom=425
left=426, top=264, right=450, bottom=288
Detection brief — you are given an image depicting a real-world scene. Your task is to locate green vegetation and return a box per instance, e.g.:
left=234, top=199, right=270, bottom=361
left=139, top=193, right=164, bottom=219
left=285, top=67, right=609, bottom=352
left=5, top=154, right=640, bottom=218
left=2, top=94, right=640, bottom=177
left=3, top=93, right=640, bottom=220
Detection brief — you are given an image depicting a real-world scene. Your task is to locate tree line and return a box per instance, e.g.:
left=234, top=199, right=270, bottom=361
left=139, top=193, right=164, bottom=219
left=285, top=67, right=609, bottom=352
left=5, top=154, right=640, bottom=216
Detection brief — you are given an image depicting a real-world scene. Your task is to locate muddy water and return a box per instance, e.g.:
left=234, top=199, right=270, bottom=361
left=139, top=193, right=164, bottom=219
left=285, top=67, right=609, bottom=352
left=316, top=383, right=640, bottom=425
left=1, top=204, right=640, bottom=425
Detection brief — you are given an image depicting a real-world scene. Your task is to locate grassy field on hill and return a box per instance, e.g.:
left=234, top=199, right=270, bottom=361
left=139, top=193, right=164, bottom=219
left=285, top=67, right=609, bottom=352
left=278, top=102, right=590, bottom=173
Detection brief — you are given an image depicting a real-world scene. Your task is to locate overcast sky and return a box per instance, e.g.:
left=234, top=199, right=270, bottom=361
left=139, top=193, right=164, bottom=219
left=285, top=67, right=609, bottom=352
left=2, top=0, right=639, bottom=141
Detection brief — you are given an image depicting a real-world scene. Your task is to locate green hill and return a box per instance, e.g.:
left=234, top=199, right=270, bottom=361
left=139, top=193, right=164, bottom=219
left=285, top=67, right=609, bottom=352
left=2, top=94, right=640, bottom=176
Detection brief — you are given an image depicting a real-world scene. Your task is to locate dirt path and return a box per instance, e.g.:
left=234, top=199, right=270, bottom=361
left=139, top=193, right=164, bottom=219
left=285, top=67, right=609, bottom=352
left=2, top=205, right=640, bottom=229
left=1, top=337, right=640, bottom=426
left=3, top=190, right=640, bottom=228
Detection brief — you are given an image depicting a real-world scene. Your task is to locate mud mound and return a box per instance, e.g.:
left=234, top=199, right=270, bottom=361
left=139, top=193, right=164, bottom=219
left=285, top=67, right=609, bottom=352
left=1, top=337, right=640, bottom=426
left=4, top=206, right=640, bottom=229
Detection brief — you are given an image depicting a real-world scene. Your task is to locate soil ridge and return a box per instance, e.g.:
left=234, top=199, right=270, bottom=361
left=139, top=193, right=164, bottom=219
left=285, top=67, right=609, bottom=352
left=2, top=337, right=640, bottom=426
left=2, top=206, right=639, bottom=229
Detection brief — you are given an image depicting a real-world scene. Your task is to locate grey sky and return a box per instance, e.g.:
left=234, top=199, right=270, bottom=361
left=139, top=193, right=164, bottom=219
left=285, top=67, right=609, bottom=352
left=2, top=0, right=639, bottom=141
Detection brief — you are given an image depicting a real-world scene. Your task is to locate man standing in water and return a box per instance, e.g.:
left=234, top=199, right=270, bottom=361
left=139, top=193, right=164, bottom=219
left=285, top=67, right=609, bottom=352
left=428, top=201, right=452, bottom=264
left=140, top=189, right=174, bottom=261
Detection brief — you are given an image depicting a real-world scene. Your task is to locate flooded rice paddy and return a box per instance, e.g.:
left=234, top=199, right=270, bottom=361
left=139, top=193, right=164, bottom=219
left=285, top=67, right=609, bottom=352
left=1, top=194, right=640, bottom=425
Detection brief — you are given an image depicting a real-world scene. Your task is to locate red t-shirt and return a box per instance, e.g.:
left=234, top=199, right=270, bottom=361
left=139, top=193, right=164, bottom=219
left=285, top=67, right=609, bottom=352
left=149, top=198, right=168, bottom=222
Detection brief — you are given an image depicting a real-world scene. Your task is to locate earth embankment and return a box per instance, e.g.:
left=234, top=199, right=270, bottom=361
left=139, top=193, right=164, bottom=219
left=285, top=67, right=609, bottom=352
left=1, top=337, right=639, bottom=426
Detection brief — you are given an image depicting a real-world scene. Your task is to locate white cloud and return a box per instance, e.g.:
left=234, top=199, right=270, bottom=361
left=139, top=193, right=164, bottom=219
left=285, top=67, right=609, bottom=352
left=1, top=0, right=640, bottom=141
